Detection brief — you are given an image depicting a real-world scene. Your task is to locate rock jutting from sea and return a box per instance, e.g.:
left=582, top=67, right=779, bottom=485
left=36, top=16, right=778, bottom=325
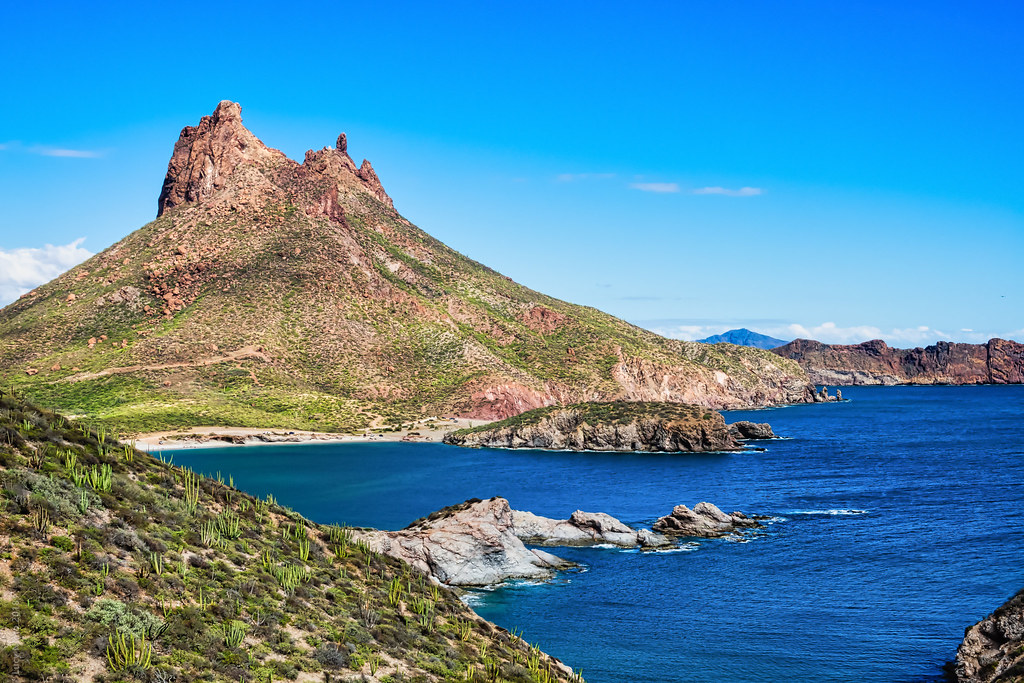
left=954, top=588, right=1024, bottom=683
left=353, top=497, right=763, bottom=586
left=652, top=502, right=766, bottom=538
left=443, top=401, right=778, bottom=452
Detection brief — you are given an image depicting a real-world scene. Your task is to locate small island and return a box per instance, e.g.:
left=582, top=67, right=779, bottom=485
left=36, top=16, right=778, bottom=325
left=442, top=401, right=775, bottom=452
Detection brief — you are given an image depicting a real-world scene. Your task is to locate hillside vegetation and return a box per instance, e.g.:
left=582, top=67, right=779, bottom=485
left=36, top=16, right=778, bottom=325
left=0, top=102, right=813, bottom=434
left=0, top=388, right=582, bottom=682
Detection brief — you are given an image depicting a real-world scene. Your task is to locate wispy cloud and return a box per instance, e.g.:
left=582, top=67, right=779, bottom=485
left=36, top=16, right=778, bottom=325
left=29, top=146, right=104, bottom=158
left=0, top=238, right=94, bottom=306
left=692, top=186, right=763, bottom=197
left=629, top=182, right=680, bottom=194
left=555, top=172, right=616, bottom=183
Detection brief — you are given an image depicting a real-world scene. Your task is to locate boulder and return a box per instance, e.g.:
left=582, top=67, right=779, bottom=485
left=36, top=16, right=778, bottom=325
left=728, top=421, right=776, bottom=440
left=354, top=498, right=571, bottom=586
left=355, top=497, right=672, bottom=586
left=652, top=502, right=763, bottom=538
left=512, top=509, right=670, bottom=548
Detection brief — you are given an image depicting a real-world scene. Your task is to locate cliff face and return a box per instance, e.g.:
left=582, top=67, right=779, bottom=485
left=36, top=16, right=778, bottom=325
left=772, top=338, right=1024, bottom=386
left=955, top=589, right=1024, bottom=683
left=443, top=402, right=745, bottom=452
left=0, top=101, right=815, bottom=432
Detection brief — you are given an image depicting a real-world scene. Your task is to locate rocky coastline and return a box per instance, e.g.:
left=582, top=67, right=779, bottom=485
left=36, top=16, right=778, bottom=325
left=954, top=588, right=1024, bottom=682
left=773, top=338, right=1024, bottom=386
left=443, top=401, right=782, bottom=452
left=354, top=497, right=762, bottom=587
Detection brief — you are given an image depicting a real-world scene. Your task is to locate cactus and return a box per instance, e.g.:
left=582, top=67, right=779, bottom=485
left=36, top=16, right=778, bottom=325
left=217, top=510, right=242, bottom=539
left=223, top=620, right=246, bottom=647
left=182, top=468, right=201, bottom=514
left=455, top=618, right=472, bottom=642
left=297, top=536, right=310, bottom=562
left=86, top=463, right=112, bottom=492
left=387, top=577, right=404, bottom=606
left=31, top=507, right=50, bottom=539
left=149, top=552, right=164, bottom=576
left=200, top=520, right=219, bottom=547
left=105, top=631, right=152, bottom=671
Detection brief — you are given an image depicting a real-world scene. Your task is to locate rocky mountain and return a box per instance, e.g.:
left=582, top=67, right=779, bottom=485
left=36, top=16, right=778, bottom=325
left=0, top=101, right=815, bottom=433
left=442, top=401, right=749, bottom=452
left=698, top=328, right=789, bottom=349
left=0, top=390, right=581, bottom=682
left=954, top=588, right=1024, bottom=683
left=772, top=338, right=1024, bottom=386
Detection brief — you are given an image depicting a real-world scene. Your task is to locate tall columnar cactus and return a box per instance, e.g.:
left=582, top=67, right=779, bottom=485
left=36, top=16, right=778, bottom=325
left=106, top=631, right=152, bottom=671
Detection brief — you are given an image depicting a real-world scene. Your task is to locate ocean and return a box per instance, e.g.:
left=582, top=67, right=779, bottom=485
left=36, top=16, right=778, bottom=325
left=172, top=385, right=1024, bottom=682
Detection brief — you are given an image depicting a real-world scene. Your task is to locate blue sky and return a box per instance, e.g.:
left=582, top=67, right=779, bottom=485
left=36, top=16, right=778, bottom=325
left=1, top=1, right=1021, bottom=345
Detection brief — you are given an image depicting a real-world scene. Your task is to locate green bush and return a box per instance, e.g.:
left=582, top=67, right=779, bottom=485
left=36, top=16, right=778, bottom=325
left=85, top=599, right=162, bottom=638
left=51, top=536, right=74, bottom=552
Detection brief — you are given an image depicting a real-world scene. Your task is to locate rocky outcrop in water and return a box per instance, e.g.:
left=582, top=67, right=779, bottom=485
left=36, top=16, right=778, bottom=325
left=444, top=402, right=749, bottom=452
left=773, top=338, right=1024, bottom=386
left=955, top=588, right=1024, bottom=683
left=354, top=497, right=671, bottom=586
left=512, top=509, right=671, bottom=548
left=728, top=421, right=776, bottom=440
left=652, top=502, right=764, bottom=538
left=354, top=498, right=568, bottom=586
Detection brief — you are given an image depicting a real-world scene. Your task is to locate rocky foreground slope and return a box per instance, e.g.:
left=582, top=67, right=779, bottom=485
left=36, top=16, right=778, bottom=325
left=955, top=589, right=1024, bottom=683
left=443, top=401, right=778, bottom=452
left=0, top=101, right=815, bottom=433
left=0, top=391, right=581, bottom=681
left=773, top=338, right=1024, bottom=386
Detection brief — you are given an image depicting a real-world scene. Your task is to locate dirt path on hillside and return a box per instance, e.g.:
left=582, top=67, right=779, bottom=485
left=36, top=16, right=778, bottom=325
left=62, top=346, right=271, bottom=383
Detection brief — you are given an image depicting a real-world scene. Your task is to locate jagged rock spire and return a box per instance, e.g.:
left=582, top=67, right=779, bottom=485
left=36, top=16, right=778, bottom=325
left=157, top=101, right=287, bottom=216
left=157, top=101, right=394, bottom=216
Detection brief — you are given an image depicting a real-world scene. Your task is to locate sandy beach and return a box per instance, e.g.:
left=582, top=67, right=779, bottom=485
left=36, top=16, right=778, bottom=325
left=133, top=416, right=486, bottom=451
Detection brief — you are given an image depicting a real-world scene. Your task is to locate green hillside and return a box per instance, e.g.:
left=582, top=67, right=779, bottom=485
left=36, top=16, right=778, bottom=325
left=0, top=102, right=813, bottom=434
left=0, top=388, right=582, bottom=681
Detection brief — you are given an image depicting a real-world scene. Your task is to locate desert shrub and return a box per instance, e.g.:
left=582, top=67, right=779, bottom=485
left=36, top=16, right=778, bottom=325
left=84, top=598, right=162, bottom=638
left=51, top=536, right=74, bottom=552
left=108, top=526, right=146, bottom=552
left=313, top=643, right=348, bottom=668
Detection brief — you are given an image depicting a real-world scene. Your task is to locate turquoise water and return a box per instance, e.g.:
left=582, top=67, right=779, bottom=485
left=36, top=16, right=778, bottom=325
left=173, top=386, right=1024, bottom=682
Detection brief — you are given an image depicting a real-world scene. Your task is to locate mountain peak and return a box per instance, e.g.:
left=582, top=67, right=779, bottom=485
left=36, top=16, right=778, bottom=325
left=157, top=101, right=285, bottom=216
left=157, top=101, right=393, bottom=217
left=698, top=328, right=790, bottom=350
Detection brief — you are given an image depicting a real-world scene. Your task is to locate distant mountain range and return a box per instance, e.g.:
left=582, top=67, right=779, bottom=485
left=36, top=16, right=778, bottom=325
left=698, top=328, right=790, bottom=350
left=773, top=338, right=1024, bottom=385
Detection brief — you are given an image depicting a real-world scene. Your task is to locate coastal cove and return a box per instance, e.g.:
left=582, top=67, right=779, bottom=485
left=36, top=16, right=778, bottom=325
left=171, top=386, right=1024, bottom=683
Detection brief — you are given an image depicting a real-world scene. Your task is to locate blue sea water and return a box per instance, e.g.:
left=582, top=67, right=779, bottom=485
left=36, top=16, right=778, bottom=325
left=172, top=386, right=1024, bottom=682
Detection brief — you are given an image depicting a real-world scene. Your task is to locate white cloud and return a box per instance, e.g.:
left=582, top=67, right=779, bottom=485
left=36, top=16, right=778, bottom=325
left=692, top=186, right=763, bottom=197
left=648, top=324, right=727, bottom=341
left=0, top=238, right=93, bottom=306
left=629, top=182, right=680, bottom=194
left=30, top=146, right=103, bottom=158
left=555, top=173, right=616, bottom=182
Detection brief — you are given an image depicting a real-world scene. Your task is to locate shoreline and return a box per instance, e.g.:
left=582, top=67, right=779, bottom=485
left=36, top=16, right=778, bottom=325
left=133, top=416, right=487, bottom=451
